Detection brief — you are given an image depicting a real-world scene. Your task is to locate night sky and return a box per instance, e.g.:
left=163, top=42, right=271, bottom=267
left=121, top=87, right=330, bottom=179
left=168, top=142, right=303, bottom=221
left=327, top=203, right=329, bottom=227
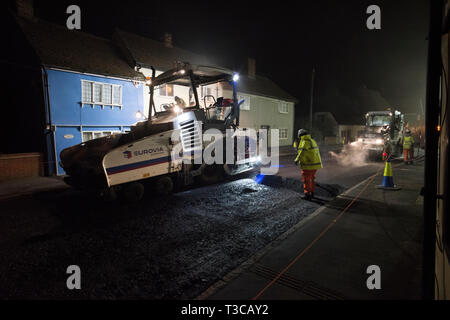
left=11, top=0, right=430, bottom=116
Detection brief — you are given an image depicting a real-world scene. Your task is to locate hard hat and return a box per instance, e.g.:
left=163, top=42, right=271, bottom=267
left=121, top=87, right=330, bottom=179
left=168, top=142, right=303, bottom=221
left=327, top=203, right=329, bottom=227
left=298, top=129, right=308, bottom=137
left=405, top=129, right=411, bottom=134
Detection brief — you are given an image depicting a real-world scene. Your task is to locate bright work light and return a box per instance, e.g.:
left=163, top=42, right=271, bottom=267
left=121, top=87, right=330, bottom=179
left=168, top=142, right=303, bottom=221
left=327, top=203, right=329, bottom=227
left=135, top=110, right=147, bottom=120
left=233, top=74, right=239, bottom=82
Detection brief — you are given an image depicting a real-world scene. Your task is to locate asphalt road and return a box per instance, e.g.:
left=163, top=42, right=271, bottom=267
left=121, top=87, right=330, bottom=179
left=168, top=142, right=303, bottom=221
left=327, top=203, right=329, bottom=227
left=0, top=154, right=383, bottom=299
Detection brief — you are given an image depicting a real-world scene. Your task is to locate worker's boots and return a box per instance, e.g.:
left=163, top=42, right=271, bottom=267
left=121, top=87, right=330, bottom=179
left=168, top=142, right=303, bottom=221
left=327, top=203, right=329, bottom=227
left=302, top=193, right=313, bottom=201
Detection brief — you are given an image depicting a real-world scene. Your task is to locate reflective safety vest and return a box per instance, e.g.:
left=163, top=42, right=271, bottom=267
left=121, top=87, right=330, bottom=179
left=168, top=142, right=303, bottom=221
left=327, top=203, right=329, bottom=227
left=295, top=134, right=323, bottom=170
left=403, top=136, right=414, bottom=150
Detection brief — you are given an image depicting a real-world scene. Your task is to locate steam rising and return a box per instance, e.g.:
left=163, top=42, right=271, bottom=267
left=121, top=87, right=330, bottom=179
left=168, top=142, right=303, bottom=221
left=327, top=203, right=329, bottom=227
left=328, top=142, right=370, bottom=167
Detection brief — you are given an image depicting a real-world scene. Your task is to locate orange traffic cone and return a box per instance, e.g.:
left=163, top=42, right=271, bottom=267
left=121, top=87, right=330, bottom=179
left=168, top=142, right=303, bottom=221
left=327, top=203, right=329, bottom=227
left=376, top=157, right=401, bottom=190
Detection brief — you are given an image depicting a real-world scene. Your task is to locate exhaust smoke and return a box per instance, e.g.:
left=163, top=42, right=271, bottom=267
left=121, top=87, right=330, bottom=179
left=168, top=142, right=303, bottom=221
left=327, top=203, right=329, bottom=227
left=328, top=141, right=370, bottom=167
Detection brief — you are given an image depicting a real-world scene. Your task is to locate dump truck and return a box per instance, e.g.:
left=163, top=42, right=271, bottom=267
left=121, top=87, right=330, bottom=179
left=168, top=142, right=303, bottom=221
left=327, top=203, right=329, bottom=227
left=356, top=110, right=404, bottom=160
left=59, top=63, right=261, bottom=201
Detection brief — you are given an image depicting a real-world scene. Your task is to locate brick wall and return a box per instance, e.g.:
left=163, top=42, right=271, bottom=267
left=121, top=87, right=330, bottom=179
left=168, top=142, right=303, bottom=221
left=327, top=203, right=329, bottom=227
left=0, top=153, right=43, bottom=181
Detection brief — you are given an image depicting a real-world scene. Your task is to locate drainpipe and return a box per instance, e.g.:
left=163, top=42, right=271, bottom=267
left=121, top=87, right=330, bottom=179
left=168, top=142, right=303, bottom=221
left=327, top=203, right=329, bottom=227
left=41, top=67, right=52, bottom=127
left=40, top=66, right=55, bottom=175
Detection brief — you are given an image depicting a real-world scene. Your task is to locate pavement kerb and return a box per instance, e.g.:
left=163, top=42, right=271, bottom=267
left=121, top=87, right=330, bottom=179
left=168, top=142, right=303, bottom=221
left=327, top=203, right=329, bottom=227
left=0, top=180, right=69, bottom=202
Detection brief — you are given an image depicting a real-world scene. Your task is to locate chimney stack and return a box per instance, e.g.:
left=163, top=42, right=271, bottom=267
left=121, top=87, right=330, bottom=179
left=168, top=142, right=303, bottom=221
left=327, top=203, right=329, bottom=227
left=163, top=32, right=173, bottom=48
left=16, top=0, right=34, bottom=19
left=248, top=58, right=256, bottom=79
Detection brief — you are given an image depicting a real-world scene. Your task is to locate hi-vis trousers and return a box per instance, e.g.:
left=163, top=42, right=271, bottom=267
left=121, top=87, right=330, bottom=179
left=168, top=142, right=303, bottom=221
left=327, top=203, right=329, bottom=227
left=403, top=148, right=414, bottom=162
left=301, top=169, right=317, bottom=195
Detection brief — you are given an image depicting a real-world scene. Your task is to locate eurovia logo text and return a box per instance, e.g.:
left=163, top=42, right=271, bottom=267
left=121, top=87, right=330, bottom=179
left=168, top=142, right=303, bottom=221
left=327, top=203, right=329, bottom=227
left=123, top=147, right=164, bottom=159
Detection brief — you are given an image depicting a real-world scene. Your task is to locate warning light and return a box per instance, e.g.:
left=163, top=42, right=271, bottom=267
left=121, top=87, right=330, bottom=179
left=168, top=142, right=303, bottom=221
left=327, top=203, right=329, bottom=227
left=437, top=125, right=441, bottom=132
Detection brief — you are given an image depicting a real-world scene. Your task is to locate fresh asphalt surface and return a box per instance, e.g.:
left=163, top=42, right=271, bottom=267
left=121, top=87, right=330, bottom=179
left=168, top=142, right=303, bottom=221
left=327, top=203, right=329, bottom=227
left=0, top=153, right=383, bottom=299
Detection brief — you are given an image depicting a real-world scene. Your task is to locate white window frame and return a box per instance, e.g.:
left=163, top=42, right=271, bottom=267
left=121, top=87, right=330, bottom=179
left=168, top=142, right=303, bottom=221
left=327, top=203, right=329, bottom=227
left=278, top=101, right=289, bottom=114
left=81, top=130, right=121, bottom=142
left=238, top=94, right=250, bottom=111
left=81, top=80, right=123, bottom=109
left=200, top=86, right=216, bottom=107
left=112, top=85, right=122, bottom=105
left=279, top=128, right=288, bottom=140
left=201, top=86, right=211, bottom=98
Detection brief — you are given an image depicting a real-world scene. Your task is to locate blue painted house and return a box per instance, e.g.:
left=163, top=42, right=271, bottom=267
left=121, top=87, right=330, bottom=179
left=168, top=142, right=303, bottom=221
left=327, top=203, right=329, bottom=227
left=16, top=17, right=145, bottom=175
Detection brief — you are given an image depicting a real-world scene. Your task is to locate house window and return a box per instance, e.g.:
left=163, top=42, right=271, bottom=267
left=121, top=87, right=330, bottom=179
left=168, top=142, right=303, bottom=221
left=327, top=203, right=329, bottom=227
left=238, top=94, right=250, bottom=110
left=113, top=86, right=121, bottom=105
left=202, top=87, right=212, bottom=98
left=81, top=80, right=122, bottom=107
left=278, top=102, right=289, bottom=114
left=159, top=84, right=174, bottom=97
left=279, top=128, right=288, bottom=139
left=201, top=86, right=215, bottom=107
left=82, top=81, right=92, bottom=102
left=82, top=131, right=119, bottom=142
left=93, top=83, right=102, bottom=102
left=103, top=84, right=112, bottom=104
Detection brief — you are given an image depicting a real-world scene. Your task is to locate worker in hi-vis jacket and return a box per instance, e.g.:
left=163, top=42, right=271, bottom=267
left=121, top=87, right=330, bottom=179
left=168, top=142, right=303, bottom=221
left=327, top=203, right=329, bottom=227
left=293, top=129, right=323, bottom=200
left=402, top=129, right=415, bottom=164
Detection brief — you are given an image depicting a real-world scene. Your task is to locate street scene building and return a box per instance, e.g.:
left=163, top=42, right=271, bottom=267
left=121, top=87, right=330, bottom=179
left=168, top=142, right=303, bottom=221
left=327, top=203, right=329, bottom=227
left=6, top=14, right=296, bottom=177
left=12, top=17, right=145, bottom=175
